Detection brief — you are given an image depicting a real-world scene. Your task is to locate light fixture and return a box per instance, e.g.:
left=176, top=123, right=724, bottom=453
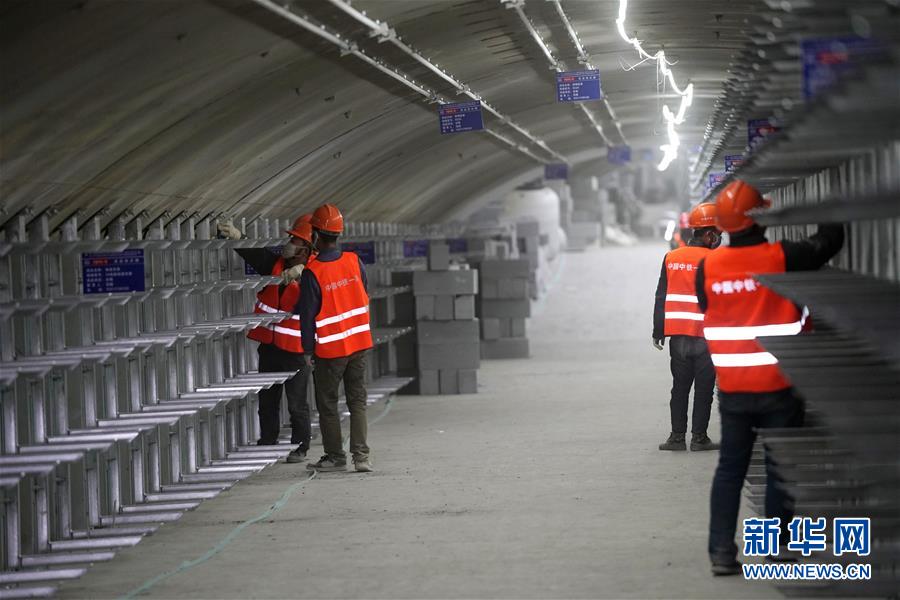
left=616, top=0, right=694, bottom=171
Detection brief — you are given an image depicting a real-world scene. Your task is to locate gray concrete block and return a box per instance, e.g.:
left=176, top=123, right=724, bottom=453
left=481, top=279, right=499, bottom=299
left=458, top=369, right=478, bottom=394
left=417, top=319, right=479, bottom=345
left=434, top=295, right=454, bottom=320
left=415, top=295, right=435, bottom=320
left=498, top=278, right=529, bottom=299
left=481, top=337, right=530, bottom=359
left=418, top=370, right=440, bottom=395
left=478, top=259, right=531, bottom=279
left=417, top=342, right=481, bottom=370
left=481, top=318, right=501, bottom=340
left=517, top=221, right=540, bottom=236
left=480, top=298, right=531, bottom=318
left=454, top=295, right=475, bottom=320
left=439, top=369, right=459, bottom=394
left=428, top=241, right=450, bottom=271
left=510, top=317, right=527, bottom=338
left=499, top=318, right=512, bottom=338
left=413, top=270, right=478, bottom=296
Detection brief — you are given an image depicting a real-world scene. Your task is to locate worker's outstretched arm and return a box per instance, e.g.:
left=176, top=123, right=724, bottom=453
left=235, top=248, right=279, bottom=275
left=781, top=224, right=845, bottom=271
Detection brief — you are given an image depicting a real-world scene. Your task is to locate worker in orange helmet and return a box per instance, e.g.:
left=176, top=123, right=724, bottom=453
left=697, top=180, right=843, bottom=575
left=297, top=203, right=374, bottom=473
left=653, top=202, right=721, bottom=452
left=219, top=214, right=315, bottom=464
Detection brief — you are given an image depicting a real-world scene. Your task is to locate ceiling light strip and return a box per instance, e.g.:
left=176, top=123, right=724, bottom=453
left=325, top=0, right=567, bottom=164
left=615, top=0, right=693, bottom=171
left=250, top=0, right=551, bottom=164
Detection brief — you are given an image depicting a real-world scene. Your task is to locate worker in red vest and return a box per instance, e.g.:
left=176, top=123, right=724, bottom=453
left=653, top=202, right=721, bottom=452
left=298, top=204, right=374, bottom=473
left=697, top=180, right=843, bottom=575
left=220, top=215, right=315, bottom=463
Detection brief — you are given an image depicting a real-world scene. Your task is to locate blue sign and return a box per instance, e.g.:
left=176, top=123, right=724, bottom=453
left=439, top=101, right=484, bottom=135
left=802, top=37, right=879, bottom=100
left=447, top=238, right=468, bottom=254
left=244, top=246, right=283, bottom=275
left=725, top=154, right=744, bottom=172
left=341, top=241, right=376, bottom=265
left=748, top=118, right=780, bottom=151
left=544, top=163, right=569, bottom=180
left=403, top=240, right=429, bottom=258
left=556, top=70, right=601, bottom=102
left=607, top=145, right=631, bottom=165
left=82, top=250, right=145, bottom=294
left=708, top=172, right=727, bottom=191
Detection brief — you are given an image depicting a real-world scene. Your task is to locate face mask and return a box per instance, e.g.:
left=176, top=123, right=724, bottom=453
left=282, top=242, right=299, bottom=259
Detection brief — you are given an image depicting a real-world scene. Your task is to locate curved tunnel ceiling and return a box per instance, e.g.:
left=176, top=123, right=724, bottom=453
left=0, top=0, right=753, bottom=232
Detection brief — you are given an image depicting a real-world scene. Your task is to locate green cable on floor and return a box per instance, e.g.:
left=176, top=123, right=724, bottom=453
left=120, top=396, right=395, bottom=599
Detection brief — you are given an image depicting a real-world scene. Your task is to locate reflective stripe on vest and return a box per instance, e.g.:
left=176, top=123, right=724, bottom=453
left=662, top=245, right=709, bottom=337
left=305, top=252, right=373, bottom=359
left=702, top=242, right=800, bottom=393
left=246, top=257, right=303, bottom=353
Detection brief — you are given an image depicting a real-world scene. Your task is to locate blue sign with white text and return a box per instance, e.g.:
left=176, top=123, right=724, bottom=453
left=82, top=250, right=145, bottom=294
left=341, top=241, right=377, bottom=265
left=556, top=70, right=601, bottom=102
left=801, top=37, right=879, bottom=100
left=544, top=163, right=569, bottom=180
left=708, top=172, right=727, bottom=191
left=447, top=238, right=468, bottom=254
left=439, top=101, right=484, bottom=134
left=608, top=145, right=631, bottom=165
left=403, top=240, right=429, bottom=258
left=748, top=118, right=780, bottom=151
left=725, top=154, right=744, bottom=172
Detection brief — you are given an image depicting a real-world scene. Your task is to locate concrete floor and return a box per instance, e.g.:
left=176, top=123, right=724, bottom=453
left=59, top=244, right=780, bottom=599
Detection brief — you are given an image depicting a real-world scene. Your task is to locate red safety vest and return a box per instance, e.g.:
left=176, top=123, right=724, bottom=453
left=702, top=242, right=804, bottom=393
left=663, top=245, right=710, bottom=337
left=246, top=257, right=302, bottom=353
left=305, top=252, right=373, bottom=359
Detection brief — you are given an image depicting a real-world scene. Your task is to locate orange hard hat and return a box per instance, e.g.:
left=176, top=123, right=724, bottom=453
left=310, top=203, right=344, bottom=235
left=715, top=180, right=770, bottom=233
left=688, top=202, right=718, bottom=229
left=285, top=214, right=314, bottom=243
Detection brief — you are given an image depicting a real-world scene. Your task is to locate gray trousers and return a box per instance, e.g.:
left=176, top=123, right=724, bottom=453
left=313, top=349, right=370, bottom=461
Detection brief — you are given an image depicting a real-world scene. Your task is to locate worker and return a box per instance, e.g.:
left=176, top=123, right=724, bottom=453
left=670, top=211, right=691, bottom=249
left=698, top=180, right=844, bottom=575
left=298, top=203, right=374, bottom=473
left=219, top=216, right=314, bottom=464
left=653, top=202, right=721, bottom=452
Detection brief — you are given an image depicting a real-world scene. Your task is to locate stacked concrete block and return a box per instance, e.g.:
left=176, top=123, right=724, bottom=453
left=410, top=242, right=480, bottom=395
left=477, top=258, right=531, bottom=359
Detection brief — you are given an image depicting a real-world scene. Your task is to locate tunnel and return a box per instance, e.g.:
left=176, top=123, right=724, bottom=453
left=1, top=0, right=899, bottom=598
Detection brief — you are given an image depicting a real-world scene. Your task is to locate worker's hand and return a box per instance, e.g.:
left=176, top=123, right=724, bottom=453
left=280, top=263, right=304, bottom=284
left=216, top=221, right=243, bottom=240
left=652, top=338, right=665, bottom=351
left=303, top=353, right=313, bottom=371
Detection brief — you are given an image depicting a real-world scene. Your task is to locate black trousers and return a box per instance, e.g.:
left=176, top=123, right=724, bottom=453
left=668, top=335, right=716, bottom=434
left=709, top=389, right=804, bottom=558
left=256, top=344, right=310, bottom=449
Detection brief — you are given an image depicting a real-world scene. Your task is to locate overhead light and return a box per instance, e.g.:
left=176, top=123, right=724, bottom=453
left=615, top=0, right=694, bottom=171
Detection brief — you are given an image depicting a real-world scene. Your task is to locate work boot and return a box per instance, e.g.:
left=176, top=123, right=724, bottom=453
left=256, top=438, right=278, bottom=446
left=354, top=458, right=373, bottom=473
left=658, top=432, right=686, bottom=451
left=286, top=447, right=307, bottom=464
left=690, top=433, right=720, bottom=451
left=306, top=455, right=347, bottom=472
left=710, top=554, right=742, bottom=576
